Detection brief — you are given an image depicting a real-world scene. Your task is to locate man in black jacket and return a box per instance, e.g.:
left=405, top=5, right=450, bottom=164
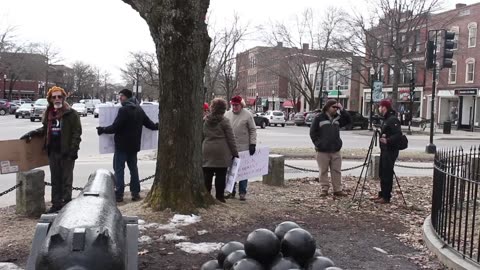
left=374, top=99, right=402, bottom=204
left=96, top=89, right=158, bottom=202
left=310, top=99, right=351, bottom=197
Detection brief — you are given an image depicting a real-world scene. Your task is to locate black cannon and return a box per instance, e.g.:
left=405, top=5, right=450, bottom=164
left=26, top=169, right=138, bottom=270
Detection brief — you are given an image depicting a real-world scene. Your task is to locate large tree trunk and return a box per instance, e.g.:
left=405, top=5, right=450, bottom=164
left=122, top=0, right=214, bottom=213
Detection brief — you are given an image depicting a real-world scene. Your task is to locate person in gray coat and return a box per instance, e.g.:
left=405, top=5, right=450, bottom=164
left=203, top=98, right=239, bottom=202
left=224, top=95, right=257, bottom=201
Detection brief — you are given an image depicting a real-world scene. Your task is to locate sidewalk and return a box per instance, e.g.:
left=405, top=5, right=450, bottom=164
left=353, top=125, right=480, bottom=140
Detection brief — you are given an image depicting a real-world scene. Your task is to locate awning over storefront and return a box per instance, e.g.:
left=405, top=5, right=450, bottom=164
left=282, top=100, right=294, bottom=108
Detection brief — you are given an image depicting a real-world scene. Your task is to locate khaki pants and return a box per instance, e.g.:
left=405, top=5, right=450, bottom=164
left=315, top=151, right=342, bottom=192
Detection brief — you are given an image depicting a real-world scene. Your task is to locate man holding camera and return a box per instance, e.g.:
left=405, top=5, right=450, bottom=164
left=374, top=99, right=402, bottom=204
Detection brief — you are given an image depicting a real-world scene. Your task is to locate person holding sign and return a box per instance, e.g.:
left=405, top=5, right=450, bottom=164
left=224, top=96, right=257, bottom=201
left=20, top=86, right=82, bottom=213
left=202, top=98, right=239, bottom=203
left=310, top=99, right=351, bottom=197
left=96, top=89, right=158, bottom=203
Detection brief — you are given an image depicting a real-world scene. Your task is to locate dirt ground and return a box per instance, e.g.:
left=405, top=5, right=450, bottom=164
left=0, top=176, right=443, bottom=270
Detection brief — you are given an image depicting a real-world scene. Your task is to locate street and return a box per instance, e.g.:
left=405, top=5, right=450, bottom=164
left=0, top=114, right=478, bottom=207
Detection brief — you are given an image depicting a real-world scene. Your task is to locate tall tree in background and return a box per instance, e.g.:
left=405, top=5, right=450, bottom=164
left=31, top=42, right=62, bottom=96
left=121, top=51, right=160, bottom=100
left=259, top=7, right=348, bottom=109
left=122, top=0, right=214, bottom=212
left=205, top=13, right=248, bottom=102
left=72, top=61, right=97, bottom=98
left=340, top=0, right=441, bottom=108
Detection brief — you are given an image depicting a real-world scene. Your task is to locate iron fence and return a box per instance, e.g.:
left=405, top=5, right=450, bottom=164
left=432, top=147, right=480, bottom=265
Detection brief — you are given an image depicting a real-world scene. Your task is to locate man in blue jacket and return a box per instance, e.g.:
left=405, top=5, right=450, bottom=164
left=96, top=89, right=158, bottom=202
left=310, top=99, right=351, bottom=197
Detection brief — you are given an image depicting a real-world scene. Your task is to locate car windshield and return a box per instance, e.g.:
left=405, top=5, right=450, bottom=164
left=34, top=99, right=48, bottom=106
left=72, top=104, right=85, bottom=108
left=20, top=104, right=32, bottom=109
left=273, top=112, right=284, bottom=116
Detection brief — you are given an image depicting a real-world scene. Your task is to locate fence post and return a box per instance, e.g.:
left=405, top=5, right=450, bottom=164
left=367, top=154, right=380, bottom=179
left=16, top=169, right=45, bottom=217
left=263, top=154, right=285, bottom=186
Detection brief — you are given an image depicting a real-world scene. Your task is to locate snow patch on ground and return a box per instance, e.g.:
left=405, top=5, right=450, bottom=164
left=197, top=230, right=208, bottom=235
left=175, top=242, right=224, bottom=254
left=170, top=214, right=201, bottom=226
left=161, top=233, right=188, bottom=241
left=138, top=235, right=153, bottom=245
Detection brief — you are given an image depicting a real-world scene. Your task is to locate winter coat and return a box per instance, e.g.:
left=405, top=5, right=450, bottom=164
left=202, top=116, right=238, bottom=168
left=35, top=105, right=82, bottom=158
left=224, top=109, right=257, bottom=151
left=310, top=110, right=351, bottom=153
left=103, top=99, right=158, bottom=154
left=380, top=109, right=402, bottom=151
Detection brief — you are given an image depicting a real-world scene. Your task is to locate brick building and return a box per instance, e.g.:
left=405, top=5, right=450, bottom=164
left=362, top=2, right=480, bottom=130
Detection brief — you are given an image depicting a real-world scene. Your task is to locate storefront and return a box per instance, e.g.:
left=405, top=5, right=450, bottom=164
left=362, top=87, right=423, bottom=120
left=438, top=88, right=479, bottom=130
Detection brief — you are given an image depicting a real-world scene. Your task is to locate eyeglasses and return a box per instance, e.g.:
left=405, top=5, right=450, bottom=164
left=332, top=106, right=340, bottom=109
left=52, top=95, right=63, bottom=100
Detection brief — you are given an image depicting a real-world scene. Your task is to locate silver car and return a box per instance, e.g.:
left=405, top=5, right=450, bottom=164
left=30, top=99, right=48, bottom=122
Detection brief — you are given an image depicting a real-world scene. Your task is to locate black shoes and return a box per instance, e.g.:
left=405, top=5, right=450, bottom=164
left=132, top=193, right=142, bottom=201
left=116, top=196, right=124, bottom=203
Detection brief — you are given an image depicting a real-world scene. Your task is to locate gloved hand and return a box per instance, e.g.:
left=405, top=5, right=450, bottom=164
left=155, top=123, right=159, bottom=130
left=249, top=144, right=256, bottom=156
left=20, top=130, right=40, bottom=143
left=96, top=127, right=105, bottom=135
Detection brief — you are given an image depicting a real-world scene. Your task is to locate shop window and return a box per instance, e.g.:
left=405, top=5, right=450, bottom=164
left=451, top=26, right=459, bottom=50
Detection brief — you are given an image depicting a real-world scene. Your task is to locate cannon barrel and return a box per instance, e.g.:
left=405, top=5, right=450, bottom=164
left=34, top=169, right=127, bottom=270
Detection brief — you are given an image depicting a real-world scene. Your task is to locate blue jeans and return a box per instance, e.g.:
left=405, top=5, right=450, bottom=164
left=113, top=150, right=140, bottom=198
left=232, top=179, right=248, bottom=195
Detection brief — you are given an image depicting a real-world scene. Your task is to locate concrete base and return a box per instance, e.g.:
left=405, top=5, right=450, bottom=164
left=16, top=169, right=46, bottom=217
left=262, top=154, right=285, bottom=187
left=423, top=215, right=480, bottom=270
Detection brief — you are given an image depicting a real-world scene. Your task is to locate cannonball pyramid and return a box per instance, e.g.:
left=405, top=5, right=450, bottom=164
left=200, top=221, right=342, bottom=270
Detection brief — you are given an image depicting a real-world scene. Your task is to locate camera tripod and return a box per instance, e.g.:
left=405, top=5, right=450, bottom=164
left=352, top=129, right=407, bottom=207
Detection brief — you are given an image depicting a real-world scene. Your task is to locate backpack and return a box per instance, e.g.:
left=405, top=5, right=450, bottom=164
left=398, top=134, right=408, bottom=150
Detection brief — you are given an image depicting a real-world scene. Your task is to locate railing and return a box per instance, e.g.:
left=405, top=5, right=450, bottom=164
left=432, top=147, right=480, bottom=265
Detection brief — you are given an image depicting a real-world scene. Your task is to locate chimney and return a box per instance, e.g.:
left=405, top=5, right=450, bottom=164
left=302, top=43, right=309, bottom=50
left=276, top=42, right=283, bottom=47
left=456, top=3, right=467, bottom=9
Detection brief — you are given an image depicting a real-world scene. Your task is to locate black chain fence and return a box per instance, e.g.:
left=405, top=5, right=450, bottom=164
left=0, top=161, right=434, bottom=196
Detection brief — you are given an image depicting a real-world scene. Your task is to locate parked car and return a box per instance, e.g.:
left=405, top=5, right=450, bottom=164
left=81, top=99, right=102, bottom=114
left=11, top=99, right=32, bottom=105
left=0, top=100, right=9, bottom=116
left=9, top=102, right=19, bottom=114
left=264, top=110, right=286, bottom=127
left=305, top=112, right=318, bottom=127
left=30, top=98, right=48, bottom=122
left=344, top=110, right=369, bottom=130
left=15, top=103, right=33, bottom=118
left=245, top=108, right=269, bottom=129
left=93, top=103, right=114, bottom=118
left=294, top=113, right=306, bottom=126
left=72, top=103, right=88, bottom=117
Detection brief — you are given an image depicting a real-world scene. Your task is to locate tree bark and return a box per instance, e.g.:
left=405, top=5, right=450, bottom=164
left=122, top=0, right=214, bottom=213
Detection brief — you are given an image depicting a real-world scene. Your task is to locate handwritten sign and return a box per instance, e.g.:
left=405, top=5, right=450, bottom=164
left=98, top=105, right=159, bottom=154
left=225, top=157, right=241, bottom=192
left=224, top=146, right=270, bottom=192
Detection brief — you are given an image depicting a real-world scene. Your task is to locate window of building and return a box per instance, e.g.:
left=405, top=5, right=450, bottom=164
left=401, top=63, right=415, bottom=84
left=388, top=65, right=394, bottom=84
left=468, top=23, right=477, bottom=48
left=449, top=61, right=457, bottom=84
left=451, top=26, right=459, bottom=50
left=466, top=58, right=475, bottom=83
left=337, top=70, right=349, bottom=91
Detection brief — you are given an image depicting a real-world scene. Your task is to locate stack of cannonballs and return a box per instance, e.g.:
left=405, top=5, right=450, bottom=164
left=200, top=221, right=342, bottom=270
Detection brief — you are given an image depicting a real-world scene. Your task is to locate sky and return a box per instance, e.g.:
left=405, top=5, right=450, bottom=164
left=1, top=0, right=478, bottom=83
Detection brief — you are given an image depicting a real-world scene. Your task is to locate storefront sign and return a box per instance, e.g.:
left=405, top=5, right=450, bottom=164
left=454, top=89, right=478, bottom=96
left=372, top=81, right=383, bottom=102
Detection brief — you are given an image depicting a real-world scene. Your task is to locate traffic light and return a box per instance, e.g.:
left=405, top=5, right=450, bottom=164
left=442, top=31, right=455, bottom=69
left=409, top=79, right=415, bottom=99
left=425, top=40, right=435, bottom=70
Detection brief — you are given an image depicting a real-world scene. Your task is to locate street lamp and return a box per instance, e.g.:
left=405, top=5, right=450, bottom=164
left=336, top=81, right=341, bottom=102
left=272, top=90, right=275, bottom=110
left=369, top=67, right=375, bottom=131
left=3, top=74, right=6, bottom=99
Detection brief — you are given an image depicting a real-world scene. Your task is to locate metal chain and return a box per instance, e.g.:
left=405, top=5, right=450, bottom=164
left=0, top=183, right=22, bottom=197
left=44, top=174, right=156, bottom=191
left=395, top=164, right=433, bottom=170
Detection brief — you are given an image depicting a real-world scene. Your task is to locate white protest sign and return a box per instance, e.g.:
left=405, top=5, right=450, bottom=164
left=98, top=105, right=159, bottom=154
left=225, top=157, right=241, bottom=193
left=236, top=146, right=270, bottom=180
